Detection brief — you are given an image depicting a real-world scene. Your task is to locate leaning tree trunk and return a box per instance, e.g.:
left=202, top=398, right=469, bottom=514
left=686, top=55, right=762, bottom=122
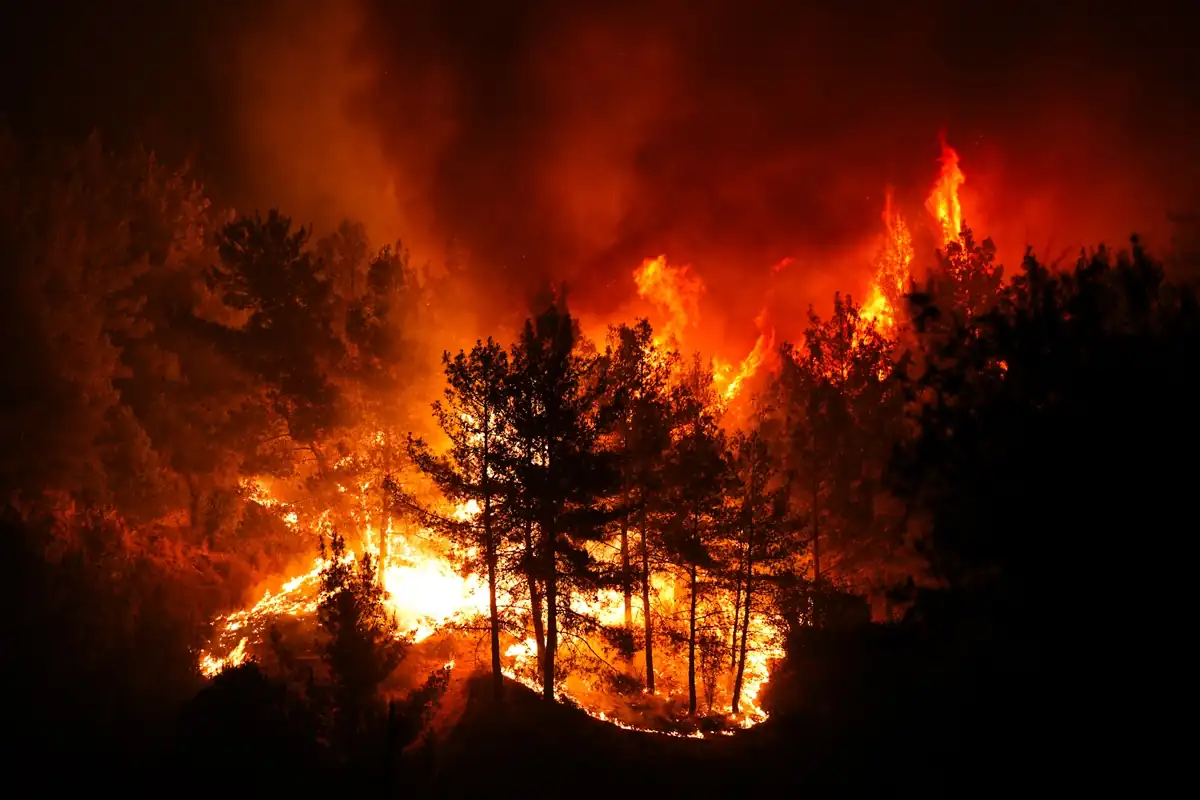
left=641, top=510, right=655, bottom=693
left=732, top=559, right=754, bottom=715
left=523, top=519, right=545, bottom=675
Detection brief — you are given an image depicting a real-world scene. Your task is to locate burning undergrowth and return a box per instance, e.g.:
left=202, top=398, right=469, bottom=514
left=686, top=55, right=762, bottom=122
left=198, top=476, right=779, bottom=737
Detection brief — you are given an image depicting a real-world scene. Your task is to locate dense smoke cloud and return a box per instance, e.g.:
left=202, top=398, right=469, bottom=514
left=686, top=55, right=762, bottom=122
left=346, top=0, right=1197, bottom=344
left=6, top=0, right=1196, bottom=349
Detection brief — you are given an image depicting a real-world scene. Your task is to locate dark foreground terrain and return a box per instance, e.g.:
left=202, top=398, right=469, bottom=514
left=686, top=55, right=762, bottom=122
left=18, top=613, right=1074, bottom=798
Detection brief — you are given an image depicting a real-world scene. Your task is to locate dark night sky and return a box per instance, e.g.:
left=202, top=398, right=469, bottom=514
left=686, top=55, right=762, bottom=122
left=3, top=0, right=1198, bottom=347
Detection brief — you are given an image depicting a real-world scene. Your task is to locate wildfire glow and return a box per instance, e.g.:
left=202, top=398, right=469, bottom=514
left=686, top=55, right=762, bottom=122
left=198, top=138, right=971, bottom=738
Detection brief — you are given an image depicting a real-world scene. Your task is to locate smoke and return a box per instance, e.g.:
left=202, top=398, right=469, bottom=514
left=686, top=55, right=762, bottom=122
left=208, top=1, right=414, bottom=248
left=215, top=0, right=1200, bottom=350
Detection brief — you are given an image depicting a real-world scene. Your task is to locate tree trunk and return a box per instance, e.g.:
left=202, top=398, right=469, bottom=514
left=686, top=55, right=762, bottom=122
left=542, top=521, right=558, bottom=701
left=482, top=391, right=503, bottom=701
left=811, top=467, right=821, bottom=625
left=812, top=469, right=821, bottom=582
left=621, top=516, right=633, bottom=634
left=308, top=441, right=329, bottom=480
left=484, top=498, right=503, bottom=701
left=640, top=510, right=655, bottom=693
left=732, top=563, right=754, bottom=715
left=729, top=554, right=744, bottom=672
left=523, top=520, right=545, bottom=675
left=688, top=561, right=698, bottom=715
left=378, top=484, right=390, bottom=589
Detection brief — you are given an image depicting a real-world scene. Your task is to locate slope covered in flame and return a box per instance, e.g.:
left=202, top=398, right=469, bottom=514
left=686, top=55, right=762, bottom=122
left=200, top=475, right=782, bottom=734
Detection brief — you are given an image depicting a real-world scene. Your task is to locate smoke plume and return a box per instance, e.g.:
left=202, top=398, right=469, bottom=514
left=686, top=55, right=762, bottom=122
left=214, top=0, right=1198, bottom=347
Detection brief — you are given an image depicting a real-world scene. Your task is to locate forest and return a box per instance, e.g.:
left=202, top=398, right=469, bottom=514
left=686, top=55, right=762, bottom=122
left=5, top=131, right=1196, bottom=794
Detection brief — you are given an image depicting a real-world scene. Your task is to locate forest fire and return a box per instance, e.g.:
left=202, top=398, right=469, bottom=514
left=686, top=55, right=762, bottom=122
left=9, top=1, right=1196, bottom=791
left=197, top=137, right=977, bottom=737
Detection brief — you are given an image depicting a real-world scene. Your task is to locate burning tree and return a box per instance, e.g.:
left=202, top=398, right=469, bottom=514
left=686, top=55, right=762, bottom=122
left=602, top=320, right=678, bottom=687
left=317, top=531, right=406, bottom=752
left=506, top=298, right=621, bottom=700
left=406, top=338, right=510, bottom=700
left=662, top=354, right=730, bottom=715
left=725, top=423, right=791, bottom=716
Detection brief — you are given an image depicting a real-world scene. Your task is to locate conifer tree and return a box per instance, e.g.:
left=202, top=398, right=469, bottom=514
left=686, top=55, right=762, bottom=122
left=407, top=338, right=510, bottom=699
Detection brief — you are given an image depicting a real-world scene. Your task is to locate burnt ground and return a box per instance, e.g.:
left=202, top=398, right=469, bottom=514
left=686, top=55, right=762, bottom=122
left=405, top=618, right=1086, bottom=797
left=409, top=671, right=1034, bottom=796
left=35, top=622, right=1071, bottom=797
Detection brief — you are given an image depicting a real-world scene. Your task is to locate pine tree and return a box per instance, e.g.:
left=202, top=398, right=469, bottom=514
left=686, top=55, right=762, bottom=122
left=407, top=338, right=510, bottom=700
left=505, top=296, right=619, bottom=700
left=726, top=424, right=789, bottom=715
left=317, top=530, right=405, bottom=751
left=662, top=354, right=729, bottom=714
left=602, top=320, right=676, bottom=678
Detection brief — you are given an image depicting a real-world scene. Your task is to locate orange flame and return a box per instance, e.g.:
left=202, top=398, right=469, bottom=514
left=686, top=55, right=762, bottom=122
left=716, top=310, right=776, bottom=403
left=861, top=190, right=915, bottom=336
left=199, top=471, right=780, bottom=732
left=632, top=255, right=704, bottom=346
left=926, top=137, right=965, bottom=248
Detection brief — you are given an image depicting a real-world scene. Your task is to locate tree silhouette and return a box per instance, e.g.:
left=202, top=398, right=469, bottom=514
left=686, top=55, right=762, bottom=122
left=771, top=293, right=911, bottom=613
left=894, top=239, right=1199, bottom=634
left=407, top=338, right=511, bottom=700
left=505, top=297, right=620, bottom=700
left=726, top=424, right=790, bottom=715
left=602, top=320, right=677, bottom=682
left=662, top=354, right=729, bottom=714
left=318, top=530, right=406, bottom=752
left=208, top=210, right=345, bottom=472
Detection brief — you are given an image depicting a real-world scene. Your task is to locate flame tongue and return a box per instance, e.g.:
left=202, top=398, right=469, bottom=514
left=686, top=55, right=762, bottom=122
left=717, top=310, right=776, bottom=403
left=861, top=190, right=915, bottom=335
left=633, top=255, right=704, bottom=347
left=862, top=136, right=967, bottom=334
left=927, top=137, right=966, bottom=248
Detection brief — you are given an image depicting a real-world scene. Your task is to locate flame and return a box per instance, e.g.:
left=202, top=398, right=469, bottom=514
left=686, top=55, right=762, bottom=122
left=715, top=310, right=777, bottom=403
left=196, top=134, right=982, bottom=738
left=861, top=190, right=915, bottom=336
left=633, top=255, right=704, bottom=347
left=862, top=137, right=968, bottom=336
left=631, top=253, right=781, bottom=406
left=927, top=137, right=965, bottom=249
left=200, top=476, right=781, bottom=732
